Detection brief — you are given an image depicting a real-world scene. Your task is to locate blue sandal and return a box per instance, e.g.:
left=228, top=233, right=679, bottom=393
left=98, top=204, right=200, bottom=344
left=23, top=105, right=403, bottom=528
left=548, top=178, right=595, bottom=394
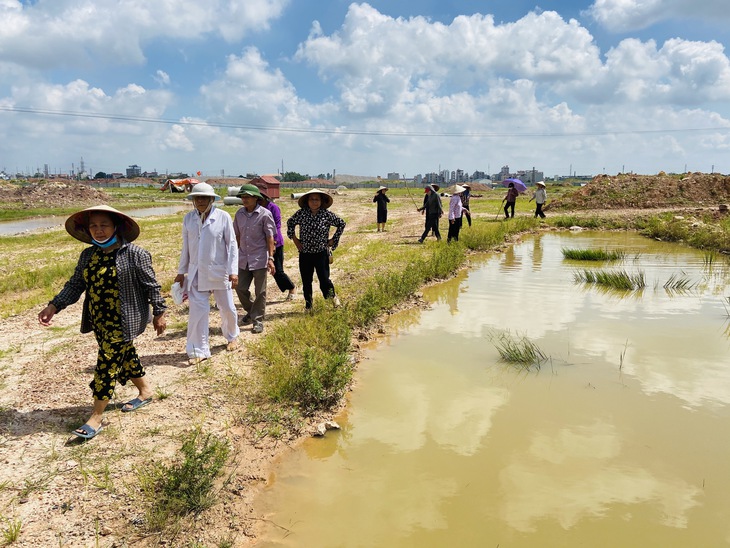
left=72, top=423, right=103, bottom=439
left=121, top=397, right=152, bottom=413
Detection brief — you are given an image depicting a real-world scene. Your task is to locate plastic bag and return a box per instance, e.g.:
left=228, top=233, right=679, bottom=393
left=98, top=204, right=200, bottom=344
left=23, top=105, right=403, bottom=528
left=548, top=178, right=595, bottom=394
left=171, top=281, right=187, bottom=305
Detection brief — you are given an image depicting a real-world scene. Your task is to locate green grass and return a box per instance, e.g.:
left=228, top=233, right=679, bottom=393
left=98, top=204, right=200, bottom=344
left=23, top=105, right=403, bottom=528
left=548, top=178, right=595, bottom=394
left=488, top=330, right=547, bottom=370
left=574, top=269, right=646, bottom=290
left=1, top=517, right=21, bottom=545
left=138, top=428, right=229, bottom=532
left=561, top=247, right=626, bottom=261
left=663, top=272, right=695, bottom=291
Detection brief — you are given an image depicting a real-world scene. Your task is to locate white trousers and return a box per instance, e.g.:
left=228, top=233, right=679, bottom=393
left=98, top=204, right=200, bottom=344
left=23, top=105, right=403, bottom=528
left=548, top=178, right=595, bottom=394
left=186, top=283, right=240, bottom=359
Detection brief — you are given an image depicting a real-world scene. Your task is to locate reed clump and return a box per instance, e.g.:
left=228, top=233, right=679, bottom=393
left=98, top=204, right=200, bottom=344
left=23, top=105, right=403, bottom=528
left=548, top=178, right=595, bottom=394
left=561, top=247, right=626, bottom=261
left=488, top=330, right=547, bottom=370
left=574, top=269, right=646, bottom=290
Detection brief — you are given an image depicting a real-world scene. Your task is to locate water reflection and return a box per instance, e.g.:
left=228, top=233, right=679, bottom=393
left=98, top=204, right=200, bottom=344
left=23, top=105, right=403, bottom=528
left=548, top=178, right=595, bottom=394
left=255, top=232, right=730, bottom=547
left=0, top=204, right=188, bottom=235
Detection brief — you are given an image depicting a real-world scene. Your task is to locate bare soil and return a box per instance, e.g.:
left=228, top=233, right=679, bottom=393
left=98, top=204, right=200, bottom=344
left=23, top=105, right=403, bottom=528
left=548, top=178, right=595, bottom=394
left=1, top=175, right=727, bottom=547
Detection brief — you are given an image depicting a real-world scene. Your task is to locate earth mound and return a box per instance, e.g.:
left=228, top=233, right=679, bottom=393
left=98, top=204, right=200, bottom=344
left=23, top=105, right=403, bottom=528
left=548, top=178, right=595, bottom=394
left=6, top=181, right=110, bottom=208
left=550, top=173, right=730, bottom=210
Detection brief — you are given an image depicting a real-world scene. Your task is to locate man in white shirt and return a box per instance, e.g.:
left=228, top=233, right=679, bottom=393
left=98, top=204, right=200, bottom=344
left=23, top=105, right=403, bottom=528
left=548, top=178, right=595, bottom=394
left=175, top=183, right=240, bottom=364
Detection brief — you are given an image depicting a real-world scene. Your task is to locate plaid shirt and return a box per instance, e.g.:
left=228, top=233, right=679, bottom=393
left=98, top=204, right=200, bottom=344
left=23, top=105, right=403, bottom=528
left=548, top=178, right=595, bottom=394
left=50, top=242, right=167, bottom=342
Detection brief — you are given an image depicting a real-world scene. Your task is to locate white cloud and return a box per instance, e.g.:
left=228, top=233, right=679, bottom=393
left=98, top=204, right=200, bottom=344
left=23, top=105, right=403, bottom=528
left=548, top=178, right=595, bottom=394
left=587, top=0, right=730, bottom=32
left=0, top=0, right=288, bottom=70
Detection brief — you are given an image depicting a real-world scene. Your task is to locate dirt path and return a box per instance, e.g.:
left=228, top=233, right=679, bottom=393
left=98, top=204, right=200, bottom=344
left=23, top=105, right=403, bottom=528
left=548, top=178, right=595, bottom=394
left=0, top=189, right=433, bottom=547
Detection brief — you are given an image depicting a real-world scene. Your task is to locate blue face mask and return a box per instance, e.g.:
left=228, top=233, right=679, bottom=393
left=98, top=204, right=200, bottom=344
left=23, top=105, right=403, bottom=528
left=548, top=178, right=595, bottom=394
left=92, top=233, right=118, bottom=249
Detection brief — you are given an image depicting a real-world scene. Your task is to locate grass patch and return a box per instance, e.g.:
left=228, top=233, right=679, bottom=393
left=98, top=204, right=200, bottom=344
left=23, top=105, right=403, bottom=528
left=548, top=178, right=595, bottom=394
left=663, top=272, right=695, bottom=292
left=574, top=269, right=646, bottom=291
left=488, top=330, right=547, bottom=370
left=138, top=428, right=229, bottom=532
left=561, top=247, right=626, bottom=261
left=1, top=517, right=21, bottom=545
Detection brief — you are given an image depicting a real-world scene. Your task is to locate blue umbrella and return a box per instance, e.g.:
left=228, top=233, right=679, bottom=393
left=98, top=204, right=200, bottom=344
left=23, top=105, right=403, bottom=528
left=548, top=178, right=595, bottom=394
left=503, top=178, right=527, bottom=192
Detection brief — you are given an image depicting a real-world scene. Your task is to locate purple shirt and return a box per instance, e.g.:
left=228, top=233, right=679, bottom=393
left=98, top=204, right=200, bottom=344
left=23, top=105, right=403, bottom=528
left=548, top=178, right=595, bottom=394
left=264, top=201, right=285, bottom=248
left=233, top=204, right=276, bottom=270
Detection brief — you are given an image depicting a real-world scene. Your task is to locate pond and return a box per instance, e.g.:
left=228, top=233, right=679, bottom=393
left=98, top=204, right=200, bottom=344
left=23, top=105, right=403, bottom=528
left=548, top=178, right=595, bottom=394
left=0, top=205, right=189, bottom=235
left=253, top=231, right=730, bottom=547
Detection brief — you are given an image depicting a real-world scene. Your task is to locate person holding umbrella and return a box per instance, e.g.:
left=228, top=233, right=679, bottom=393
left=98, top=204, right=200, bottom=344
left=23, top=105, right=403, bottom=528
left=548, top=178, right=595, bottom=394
left=373, top=185, right=390, bottom=232
left=529, top=181, right=547, bottom=218
left=502, top=181, right=520, bottom=219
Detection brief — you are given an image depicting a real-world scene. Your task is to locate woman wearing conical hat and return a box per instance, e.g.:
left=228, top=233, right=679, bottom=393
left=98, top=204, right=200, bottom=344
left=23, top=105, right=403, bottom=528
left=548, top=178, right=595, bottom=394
left=373, top=185, right=390, bottom=232
left=38, top=205, right=167, bottom=440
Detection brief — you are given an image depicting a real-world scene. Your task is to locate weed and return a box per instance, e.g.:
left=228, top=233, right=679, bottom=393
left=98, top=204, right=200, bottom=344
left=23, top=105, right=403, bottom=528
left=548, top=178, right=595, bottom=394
left=574, top=269, right=646, bottom=290
left=138, top=428, right=229, bottom=532
left=488, top=330, right=548, bottom=370
left=561, top=247, right=626, bottom=261
left=155, top=385, right=173, bottom=401
left=663, top=272, right=695, bottom=292
left=1, top=517, right=22, bottom=544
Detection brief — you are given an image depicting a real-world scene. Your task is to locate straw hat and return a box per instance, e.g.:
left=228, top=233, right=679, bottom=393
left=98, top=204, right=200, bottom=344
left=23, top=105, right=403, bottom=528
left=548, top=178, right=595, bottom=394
left=452, top=185, right=466, bottom=194
left=377, top=185, right=388, bottom=192
left=65, top=205, right=140, bottom=244
left=462, top=183, right=471, bottom=188
left=186, top=182, right=220, bottom=201
left=236, top=184, right=263, bottom=199
left=297, top=189, right=333, bottom=209
left=431, top=184, right=440, bottom=192
left=536, top=181, right=546, bottom=187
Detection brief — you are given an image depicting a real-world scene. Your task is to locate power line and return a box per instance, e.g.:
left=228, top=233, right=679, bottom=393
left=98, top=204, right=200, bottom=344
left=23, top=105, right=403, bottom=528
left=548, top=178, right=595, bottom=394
left=1, top=105, right=729, bottom=138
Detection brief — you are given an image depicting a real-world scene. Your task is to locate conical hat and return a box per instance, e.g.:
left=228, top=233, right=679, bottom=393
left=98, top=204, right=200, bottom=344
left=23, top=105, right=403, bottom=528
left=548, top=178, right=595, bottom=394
left=65, top=205, right=140, bottom=244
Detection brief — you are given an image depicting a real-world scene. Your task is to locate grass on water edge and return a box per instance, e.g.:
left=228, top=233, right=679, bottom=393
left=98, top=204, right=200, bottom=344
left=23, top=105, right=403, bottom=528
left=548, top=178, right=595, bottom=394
left=574, top=269, right=646, bottom=291
left=488, top=329, right=548, bottom=371
left=561, top=247, right=626, bottom=261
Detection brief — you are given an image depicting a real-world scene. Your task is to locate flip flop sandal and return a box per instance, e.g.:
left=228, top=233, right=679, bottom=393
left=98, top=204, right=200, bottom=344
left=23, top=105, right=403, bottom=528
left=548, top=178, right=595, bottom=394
left=72, top=423, right=103, bottom=439
left=121, top=397, right=152, bottom=413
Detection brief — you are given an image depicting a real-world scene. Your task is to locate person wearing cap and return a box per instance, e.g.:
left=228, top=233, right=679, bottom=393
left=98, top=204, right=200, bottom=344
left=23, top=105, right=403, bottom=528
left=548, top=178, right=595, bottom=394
left=460, top=183, right=472, bottom=227
left=38, top=205, right=167, bottom=440
left=373, top=186, right=390, bottom=232
left=233, top=184, right=276, bottom=333
left=174, top=182, right=240, bottom=362
left=447, top=185, right=466, bottom=243
left=286, top=189, right=346, bottom=310
left=417, top=184, right=443, bottom=243
left=254, top=185, right=297, bottom=301
left=529, top=181, right=547, bottom=218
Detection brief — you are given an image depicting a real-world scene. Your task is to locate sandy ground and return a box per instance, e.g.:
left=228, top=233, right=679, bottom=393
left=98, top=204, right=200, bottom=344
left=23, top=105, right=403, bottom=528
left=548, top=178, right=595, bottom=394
left=0, top=189, right=434, bottom=548
left=1, top=175, right=727, bottom=547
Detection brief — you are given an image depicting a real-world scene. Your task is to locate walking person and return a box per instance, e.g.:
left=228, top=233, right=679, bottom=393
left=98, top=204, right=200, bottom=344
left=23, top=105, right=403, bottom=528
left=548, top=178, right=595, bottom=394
left=502, top=182, right=519, bottom=219
left=254, top=184, right=297, bottom=301
left=233, top=184, right=276, bottom=334
left=286, top=189, right=346, bottom=311
left=175, top=182, right=240, bottom=364
left=373, top=185, right=390, bottom=232
left=447, top=185, right=466, bottom=243
left=529, top=181, right=547, bottom=218
left=417, top=184, right=443, bottom=242
left=460, top=183, right=472, bottom=227
left=38, top=205, right=167, bottom=440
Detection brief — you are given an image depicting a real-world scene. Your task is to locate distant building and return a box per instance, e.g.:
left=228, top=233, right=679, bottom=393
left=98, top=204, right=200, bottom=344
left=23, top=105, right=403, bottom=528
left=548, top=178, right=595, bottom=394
left=126, top=164, right=142, bottom=178
left=386, top=172, right=400, bottom=180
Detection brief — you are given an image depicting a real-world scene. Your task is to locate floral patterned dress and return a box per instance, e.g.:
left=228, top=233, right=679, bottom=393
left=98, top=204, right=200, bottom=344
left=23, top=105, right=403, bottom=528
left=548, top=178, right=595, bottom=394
left=84, top=248, right=145, bottom=400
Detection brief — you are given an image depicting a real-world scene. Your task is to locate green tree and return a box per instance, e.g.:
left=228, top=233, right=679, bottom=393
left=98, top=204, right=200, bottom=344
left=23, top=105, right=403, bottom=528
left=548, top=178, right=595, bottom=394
left=94, top=172, right=108, bottom=179
left=281, top=171, right=307, bottom=182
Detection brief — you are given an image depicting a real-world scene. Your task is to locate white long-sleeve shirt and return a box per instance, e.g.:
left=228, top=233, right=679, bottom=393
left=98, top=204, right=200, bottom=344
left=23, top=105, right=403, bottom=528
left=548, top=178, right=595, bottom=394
left=178, top=206, right=238, bottom=292
left=449, top=193, right=464, bottom=221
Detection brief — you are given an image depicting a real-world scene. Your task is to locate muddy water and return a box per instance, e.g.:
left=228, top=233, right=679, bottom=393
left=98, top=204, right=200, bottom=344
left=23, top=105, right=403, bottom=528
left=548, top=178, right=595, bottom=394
left=254, top=232, right=730, bottom=547
left=0, top=205, right=188, bottom=235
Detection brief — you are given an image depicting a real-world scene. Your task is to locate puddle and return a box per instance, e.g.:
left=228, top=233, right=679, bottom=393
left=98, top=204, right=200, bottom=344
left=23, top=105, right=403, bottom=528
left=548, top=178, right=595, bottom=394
left=0, top=205, right=189, bottom=235
left=253, top=232, right=730, bottom=547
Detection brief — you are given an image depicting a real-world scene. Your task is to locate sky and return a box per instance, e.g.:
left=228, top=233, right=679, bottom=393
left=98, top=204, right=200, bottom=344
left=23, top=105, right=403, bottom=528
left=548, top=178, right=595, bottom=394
left=1, top=0, right=729, bottom=180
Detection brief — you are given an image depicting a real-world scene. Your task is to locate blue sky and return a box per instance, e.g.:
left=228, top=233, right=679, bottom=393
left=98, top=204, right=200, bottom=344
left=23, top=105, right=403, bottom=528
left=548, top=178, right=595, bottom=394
left=1, top=0, right=729, bottom=179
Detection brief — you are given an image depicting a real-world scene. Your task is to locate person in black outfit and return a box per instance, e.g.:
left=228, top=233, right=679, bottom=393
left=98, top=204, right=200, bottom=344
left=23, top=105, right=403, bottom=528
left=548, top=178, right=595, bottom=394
left=417, top=185, right=443, bottom=243
left=373, top=185, right=390, bottom=232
